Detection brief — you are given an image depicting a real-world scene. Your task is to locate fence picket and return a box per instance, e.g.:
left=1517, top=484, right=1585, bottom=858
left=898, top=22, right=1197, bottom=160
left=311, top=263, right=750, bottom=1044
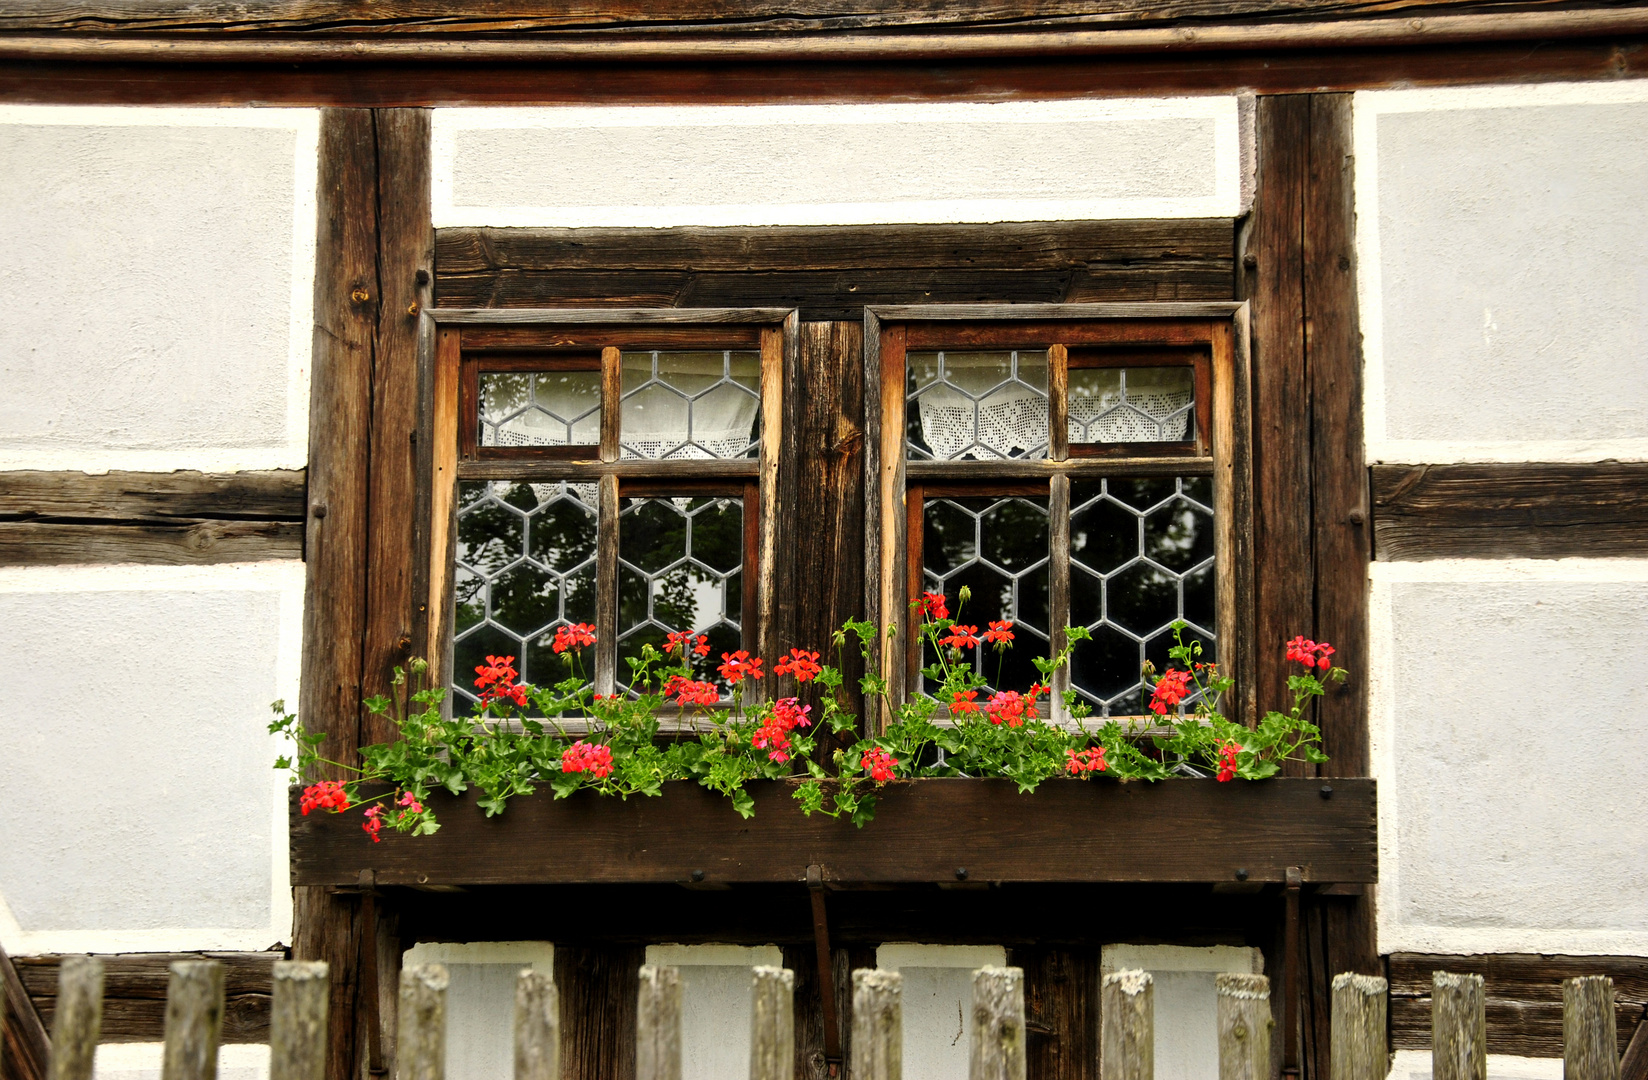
left=1102, top=969, right=1154, bottom=1080
left=1328, top=973, right=1384, bottom=1080
left=749, top=966, right=794, bottom=1080
left=1432, top=971, right=1486, bottom=1080
left=514, top=969, right=559, bottom=1080
left=162, top=960, right=224, bottom=1080
left=1564, top=976, right=1620, bottom=1080
left=48, top=956, right=103, bottom=1080
left=1215, top=973, right=1270, bottom=1080
left=852, top=969, right=902, bottom=1080
left=970, top=966, right=1025, bottom=1080
left=269, top=961, right=328, bottom=1080
left=399, top=964, right=449, bottom=1080
left=637, top=965, right=683, bottom=1080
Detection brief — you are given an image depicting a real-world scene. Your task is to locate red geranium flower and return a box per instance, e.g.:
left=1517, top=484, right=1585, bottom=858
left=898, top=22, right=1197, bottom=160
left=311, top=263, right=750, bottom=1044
left=1148, top=669, right=1193, bottom=715
left=362, top=805, right=384, bottom=842
left=949, top=689, right=981, bottom=716
left=916, top=591, right=949, bottom=621
left=664, top=675, right=721, bottom=707
left=1217, top=741, right=1240, bottom=782
left=1284, top=636, right=1335, bottom=671
left=774, top=648, right=823, bottom=682
left=984, top=690, right=1029, bottom=728
left=1065, top=747, right=1107, bottom=775
left=552, top=623, right=597, bottom=654
left=861, top=746, right=899, bottom=783
left=561, top=740, right=615, bottom=779
left=718, top=651, right=764, bottom=684
left=938, top=624, right=980, bottom=651
left=665, top=630, right=710, bottom=658
left=982, top=620, right=1015, bottom=646
left=300, top=780, right=351, bottom=816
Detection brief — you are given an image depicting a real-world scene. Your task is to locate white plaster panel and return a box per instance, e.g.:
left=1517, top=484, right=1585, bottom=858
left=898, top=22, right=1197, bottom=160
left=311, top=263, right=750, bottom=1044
left=876, top=943, right=1007, bottom=1080
left=401, top=941, right=556, bottom=1080
left=1371, top=560, right=1648, bottom=955
left=0, top=106, right=318, bottom=473
left=433, top=98, right=1245, bottom=229
left=0, top=561, right=302, bottom=954
left=1391, top=1050, right=1562, bottom=1080
left=1101, top=944, right=1265, bottom=1080
left=93, top=1043, right=270, bottom=1080
left=645, top=943, right=784, bottom=1080
left=1356, top=82, right=1648, bottom=464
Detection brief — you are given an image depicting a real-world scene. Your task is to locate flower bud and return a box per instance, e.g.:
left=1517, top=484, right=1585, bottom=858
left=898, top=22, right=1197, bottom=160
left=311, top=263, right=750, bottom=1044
left=958, top=585, right=972, bottom=604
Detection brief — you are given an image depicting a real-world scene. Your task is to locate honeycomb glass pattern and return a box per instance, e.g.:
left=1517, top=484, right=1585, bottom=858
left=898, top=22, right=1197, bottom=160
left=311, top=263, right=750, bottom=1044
left=1068, top=367, right=1195, bottom=444
left=906, top=350, right=1050, bottom=461
left=478, top=370, right=601, bottom=448
left=452, top=480, right=598, bottom=712
left=618, top=495, right=744, bottom=694
left=921, top=495, right=1050, bottom=694
left=1068, top=476, right=1215, bottom=716
left=620, top=351, right=761, bottom=460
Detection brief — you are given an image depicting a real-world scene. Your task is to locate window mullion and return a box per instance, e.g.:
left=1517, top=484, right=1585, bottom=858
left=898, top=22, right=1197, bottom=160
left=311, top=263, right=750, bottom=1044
left=595, top=472, right=619, bottom=697
left=1048, top=343, right=1071, bottom=723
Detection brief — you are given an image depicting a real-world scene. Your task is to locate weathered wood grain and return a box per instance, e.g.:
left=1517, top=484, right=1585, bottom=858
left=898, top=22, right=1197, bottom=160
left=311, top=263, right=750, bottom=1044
left=1215, top=973, right=1270, bottom=1080
left=45, top=957, right=101, bottom=1080
left=1390, top=954, right=1648, bottom=1059
left=635, top=966, right=681, bottom=1080
left=851, top=970, right=900, bottom=1080
left=16, top=954, right=278, bottom=1045
left=1371, top=463, right=1648, bottom=561
left=0, top=470, right=305, bottom=521
left=555, top=945, right=642, bottom=1080
left=1433, top=971, right=1487, bottom=1080
left=1, top=935, right=50, bottom=1080
left=750, top=967, right=794, bottom=1080
left=269, top=962, right=327, bottom=1080
left=971, top=967, right=1026, bottom=1080
left=291, top=778, right=1377, bottom=887
left=1012, top=948, right=1098, bottom=1080
left=1327, top=974, right=1382, bottom=1080
left=161, top=961, right=225, bottom=1080
left=514, top=970, right=559, bottom=1080
left=0, top=520, right=303, bottom=565
left=1101, top=970, right=1153, bottom=1080
left=397, top=966, right=446, bottom=1080
left=1566, top=977, right=1621, bottom=1080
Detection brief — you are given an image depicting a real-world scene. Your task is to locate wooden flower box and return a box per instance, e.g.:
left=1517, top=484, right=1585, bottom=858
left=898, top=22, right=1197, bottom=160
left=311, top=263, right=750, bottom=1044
left=289, top=777, right=1375, bottom=888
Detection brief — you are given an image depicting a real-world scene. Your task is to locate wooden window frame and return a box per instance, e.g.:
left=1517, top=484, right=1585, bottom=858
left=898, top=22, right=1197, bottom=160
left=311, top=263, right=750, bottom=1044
left=864, top=302, right=1255, bottom=729
left=426, top=307, right=798, bottom=699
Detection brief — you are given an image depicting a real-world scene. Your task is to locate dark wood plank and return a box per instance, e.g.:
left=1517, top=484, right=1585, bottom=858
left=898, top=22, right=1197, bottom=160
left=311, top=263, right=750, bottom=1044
left=3, top=39, right=1644, bottom=108
left=1371, top=463, right=1648, bottom=561
left=556, top=944, right=644, bottom=1080
left=1248, top=94, right=1313, bottom=759
left=433, top=307, right=793, bottom=326
left=291, top=778, right=1378, bottom=887
left=0, top=469, right=305, bottom=521
left=293, top=107, right=379, bottom=1080
left=1623, top=1013, right=1648, bottom=1080
left=0, top=520, right=302, bottom=565
left=1012, top=947, right=1100, bottom=1080
left=775, top=320, right=866, bottom=745
left=15, top=952, right=278, bottom=1044
left=438, top=220, right=1234, bottom=274
left=0, top=940, right=47, bottom=1080
left=360, top=107, right=434, bottom=746
left=1389, top=953, right=1648, bottom=1058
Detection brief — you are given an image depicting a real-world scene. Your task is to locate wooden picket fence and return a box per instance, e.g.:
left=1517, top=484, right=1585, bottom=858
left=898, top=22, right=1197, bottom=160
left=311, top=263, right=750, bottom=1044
left=31, top=956, right=1628, bottom=1080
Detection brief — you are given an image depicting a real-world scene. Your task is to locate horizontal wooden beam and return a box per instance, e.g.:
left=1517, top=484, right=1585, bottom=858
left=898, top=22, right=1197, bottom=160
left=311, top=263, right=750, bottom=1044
left=0, top=6, right=1644, bottom=60
left=431, top=306, right=793, bottom=326
left=1389, top=952, right=1648, bottom=1058
left=12, top=952, right=278, bottom=1044
left=1371, top=462, right=1648, bottom=561
left=0, top=469, right=306, bottom=565
left=290, top=777, right=1377, bottom=888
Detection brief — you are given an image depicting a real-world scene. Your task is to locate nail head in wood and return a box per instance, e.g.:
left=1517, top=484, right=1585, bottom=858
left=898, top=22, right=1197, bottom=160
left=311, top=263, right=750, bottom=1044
left=269, top=961, right=328, bottom=1080
left=514, top=969, right=559, bottom=1080
left=162, top=960, right=225, bottom=1080
left=48, top=955, right=103, bottom=1080
left=398, top=964, right=449, bottom=1080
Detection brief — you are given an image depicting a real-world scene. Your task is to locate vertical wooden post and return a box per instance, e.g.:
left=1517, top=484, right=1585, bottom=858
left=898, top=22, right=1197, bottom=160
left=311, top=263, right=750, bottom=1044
left=1101, top=970, right=1153, bottom=1080
left=750, top=966, right=795, bottom=1080
left=1216, top=973, right=1271, bottom=1080
left=970, top=966, right=1025, bottom=1080
left=1565, top=976, right=1620, bottom=1080
left=513, top=970, right=559, bottom=1080
left=47, top=956, right=103, bottom=1080
left=397, top=965, right=447, bottom=1080
left=1432, top=972, right=1486, bottom=1080
left=162, top=960, right=225, bottom=1080
left=1329, top=973, right=1385, bottom=1080
left=270, top=961, right=329, bottom=1080
left=852, top=969, right=901, bottom=1080
left=636, top=966, right=682, bottom=1080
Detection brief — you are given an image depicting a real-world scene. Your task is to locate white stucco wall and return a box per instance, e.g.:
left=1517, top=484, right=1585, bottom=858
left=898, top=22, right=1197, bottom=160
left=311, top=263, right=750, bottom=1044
left=1370, top=559, right=1648, bottom=957
left=433, top=97, right=1249, bottom=229
left=0, top=106, right=317, bottom=473
left=0, top=561, right=302, bottom=954
left=1100, top=944, right=1264, bottom=1080
left=644, top=943, right=785, bottom=1080
left=93, top=1042, right=270, bottom=1080
left=400, top=941, right=557, bottom=1080
left=1355, top=82, right=1648, bottom=465
left=876, top=943, right=1008, bottom=1080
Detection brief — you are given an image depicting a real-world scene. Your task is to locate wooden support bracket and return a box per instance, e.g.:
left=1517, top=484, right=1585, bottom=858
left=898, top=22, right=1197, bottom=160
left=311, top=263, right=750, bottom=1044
left=807, top=864, right=843, bottom=1074
left=1283, top=866, right=1303, bottom=1080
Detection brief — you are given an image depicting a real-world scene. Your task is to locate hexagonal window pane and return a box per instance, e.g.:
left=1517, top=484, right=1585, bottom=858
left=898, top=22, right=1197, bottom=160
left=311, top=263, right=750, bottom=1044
left=980, top=498, right=1049, bottom=572
left=480, top=369, right=600, bottom=448
left=489, top=563, right=560, bottom=638
left=1107, top=561, right=1179, bottom=636
left=687, top=498, right=743, bottom=574
left=923, top=499, right=977, bottom=573
left=456, top=492, right=524, bottom=574
left=1071, top=487, right=1140, bottom=576
left=1072, top=623, right=1146, bottom=710
left=1144, top=498, right=1214, bottom=573
left=621, top=499, right=688, bottom=574
left=530, top=492, right=598, bottom=573
left=1069, top=365, right=1194, bottom=444
left=621, top=350, right=761, bottom=460
left=906, top=350, right=1049, bottom=461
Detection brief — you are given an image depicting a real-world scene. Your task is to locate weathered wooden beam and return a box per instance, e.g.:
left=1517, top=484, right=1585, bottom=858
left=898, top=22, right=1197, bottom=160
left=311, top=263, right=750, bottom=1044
left=556, top=945, right=643, bottom=1080
left=16, top=953, right=277, bottom=1045
left=635, top=966, right=682, bottom=1080
left=2, top=940, right=52, bottom=1080
left=971, top=967, right=1026, bottom=1080
left=1327, top=973, right=1383, bottom=1080
left=1372, top=462, right=1648, bottom=560
left=0, top=470, right=306, bottom=521
left=1390, top=954, right=1648, bottom=1059
left=0, top=520, right=302, bottom=565
left=750, top=967, right=795, bottom=1080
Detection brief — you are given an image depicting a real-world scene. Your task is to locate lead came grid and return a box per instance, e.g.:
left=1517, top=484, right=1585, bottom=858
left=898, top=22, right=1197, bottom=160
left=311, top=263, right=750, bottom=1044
left=617, top=495, right=744, bottom=694
left=620, top=350, right=761, bottom=460
left=451, top=480, right=599, bottom=712
left=906, top=350, right=1050, bottom=460
left=1069, top=476, right=1216, bottom=716
left=478, top=370, right=601, bottom=448
left=921, top=495, right=1050, bottom=694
